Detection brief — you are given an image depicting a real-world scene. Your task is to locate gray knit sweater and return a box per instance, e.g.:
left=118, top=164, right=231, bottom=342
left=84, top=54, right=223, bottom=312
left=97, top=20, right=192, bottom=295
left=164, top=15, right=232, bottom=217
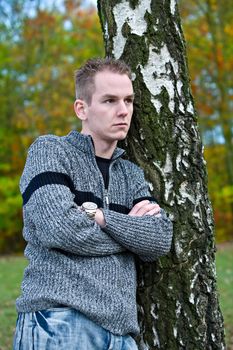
left=16, top=130, right=173, bottom=336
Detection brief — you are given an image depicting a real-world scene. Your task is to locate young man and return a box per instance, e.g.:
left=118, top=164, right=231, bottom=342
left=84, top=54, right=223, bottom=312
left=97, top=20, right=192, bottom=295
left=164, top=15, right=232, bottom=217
left=13, top=58, right=173, bottom=350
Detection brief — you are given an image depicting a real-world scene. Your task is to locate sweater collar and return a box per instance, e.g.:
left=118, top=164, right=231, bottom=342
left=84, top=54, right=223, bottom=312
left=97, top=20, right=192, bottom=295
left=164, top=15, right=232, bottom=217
left=65, top=130, right=125, bottom=160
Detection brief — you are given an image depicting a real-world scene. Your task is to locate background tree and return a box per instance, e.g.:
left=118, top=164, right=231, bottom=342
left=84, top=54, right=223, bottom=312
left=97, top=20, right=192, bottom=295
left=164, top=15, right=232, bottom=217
left=179, top=0, right=233, bottom=242
left=0, top=0, right=104, bottom=253
left=1, top=0, right=231, bottom=251
left=97, top=0, right=225, bottom=349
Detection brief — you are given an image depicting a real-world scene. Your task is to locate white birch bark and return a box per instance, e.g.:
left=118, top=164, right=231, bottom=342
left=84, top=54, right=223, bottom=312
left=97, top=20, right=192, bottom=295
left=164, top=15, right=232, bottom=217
left=97, top=1, right=225, bottom=349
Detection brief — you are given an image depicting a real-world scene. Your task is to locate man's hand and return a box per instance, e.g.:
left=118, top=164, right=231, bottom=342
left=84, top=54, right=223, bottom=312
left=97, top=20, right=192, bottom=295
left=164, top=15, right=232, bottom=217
left=94, top=200, right=161, bottom=227
left=95, top=208, right=106, bottom=228
left=128, top=200, right=161, bottom=217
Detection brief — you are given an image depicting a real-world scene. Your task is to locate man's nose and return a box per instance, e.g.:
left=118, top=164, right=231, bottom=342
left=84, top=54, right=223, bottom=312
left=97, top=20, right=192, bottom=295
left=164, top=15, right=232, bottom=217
left=117, top=101, right=128, bottom=116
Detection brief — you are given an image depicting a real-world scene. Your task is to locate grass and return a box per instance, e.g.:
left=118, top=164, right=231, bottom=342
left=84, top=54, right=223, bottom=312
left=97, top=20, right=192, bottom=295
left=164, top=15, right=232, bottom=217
left=0, top=245, right=232, bottom=350
left=216, top=243, right=233, bottom=349
left=0, top=256, right=27, bottom=350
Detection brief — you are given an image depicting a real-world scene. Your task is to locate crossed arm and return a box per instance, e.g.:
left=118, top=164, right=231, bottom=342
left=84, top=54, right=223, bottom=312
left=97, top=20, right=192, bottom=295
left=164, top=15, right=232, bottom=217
left=21, top=138, right=173, bottom=261
left=95, top=199, right=161, bottom=227
left=95, top=200, right=172, bottom=262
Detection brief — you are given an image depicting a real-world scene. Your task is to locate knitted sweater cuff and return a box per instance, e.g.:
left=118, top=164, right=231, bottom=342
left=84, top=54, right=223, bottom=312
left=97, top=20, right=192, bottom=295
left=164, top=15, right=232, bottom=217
left=102, top=208, right=173, bottom=261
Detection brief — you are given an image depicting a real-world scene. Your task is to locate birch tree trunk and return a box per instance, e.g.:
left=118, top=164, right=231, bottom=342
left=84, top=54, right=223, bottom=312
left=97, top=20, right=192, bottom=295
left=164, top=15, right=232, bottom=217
left=97, top=0, right=225, bottom=349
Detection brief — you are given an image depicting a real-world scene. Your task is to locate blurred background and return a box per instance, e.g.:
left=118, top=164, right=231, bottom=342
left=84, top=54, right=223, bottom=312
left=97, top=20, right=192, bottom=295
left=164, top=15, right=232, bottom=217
left=0, top=0, right=232, bottom=254
left=0, top=0, right=232, bottom=253
left=0, top=0, right=232, bottom=348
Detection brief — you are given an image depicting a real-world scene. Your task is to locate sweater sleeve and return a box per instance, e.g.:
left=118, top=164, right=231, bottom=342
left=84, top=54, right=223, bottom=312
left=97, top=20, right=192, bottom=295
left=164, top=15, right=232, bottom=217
left=102, top=167, right=173, bottom=261
left=20, top=137, right=125, bottom=256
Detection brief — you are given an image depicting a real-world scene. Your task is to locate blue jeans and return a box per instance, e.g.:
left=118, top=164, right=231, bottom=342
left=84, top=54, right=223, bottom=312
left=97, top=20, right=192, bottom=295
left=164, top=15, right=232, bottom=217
left=13, top=308, right=138, bottom=350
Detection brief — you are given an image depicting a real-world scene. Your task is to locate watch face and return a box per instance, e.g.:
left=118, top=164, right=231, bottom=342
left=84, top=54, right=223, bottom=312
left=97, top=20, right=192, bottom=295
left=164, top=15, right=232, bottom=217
left=82, top=202, right=98, bottom=210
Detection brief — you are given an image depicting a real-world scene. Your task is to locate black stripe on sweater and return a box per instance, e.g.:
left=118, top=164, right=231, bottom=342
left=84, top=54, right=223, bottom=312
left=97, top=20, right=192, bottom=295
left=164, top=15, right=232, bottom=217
left=22, top=171, right=130, bottom=214
left=22, top=172, right=75, bottom=205
left=133, top=196, right=158, bottom=205
left=109, top=203, right=130, bottom=214
left=73, top=191, right=103, bottom=208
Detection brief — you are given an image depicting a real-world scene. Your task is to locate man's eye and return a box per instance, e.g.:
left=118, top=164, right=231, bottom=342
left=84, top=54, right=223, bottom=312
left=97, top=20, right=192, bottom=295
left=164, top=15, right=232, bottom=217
left=104, top=99, right=114, bottom=103
left=125, top=99, right=133, bottom=104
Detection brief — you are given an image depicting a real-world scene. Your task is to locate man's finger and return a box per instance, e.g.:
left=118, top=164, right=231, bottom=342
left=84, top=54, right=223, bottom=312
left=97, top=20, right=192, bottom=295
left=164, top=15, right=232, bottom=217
left=129, top=202, right=161, bottom=217
left=145, top=208, right=161, bottom=216
left=128, top=200, right=150, bottom=215
left=136, top=203, right=160, bottom=216
left=146, top=204, right=161, bottom=215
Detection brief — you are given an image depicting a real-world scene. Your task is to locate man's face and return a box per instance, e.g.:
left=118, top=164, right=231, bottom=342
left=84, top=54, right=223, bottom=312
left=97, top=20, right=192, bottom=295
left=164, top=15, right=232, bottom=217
left=82, top=70, right=134, bottom=144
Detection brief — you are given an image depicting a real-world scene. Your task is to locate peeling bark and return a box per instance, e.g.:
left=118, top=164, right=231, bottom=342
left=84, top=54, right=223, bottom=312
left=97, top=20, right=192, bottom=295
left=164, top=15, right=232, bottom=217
left=97, top=1, right=225, bottom=349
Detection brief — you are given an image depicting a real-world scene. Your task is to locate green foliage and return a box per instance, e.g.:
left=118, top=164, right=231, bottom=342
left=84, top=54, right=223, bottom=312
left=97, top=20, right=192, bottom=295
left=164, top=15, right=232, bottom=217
left=216, top=186, right=233, bottom=205
left=0, top=0, right=104, bottom=253
left=0, top=176, right=24, bottom=253
left=179, top=0, right=233, bottom=143
left=0, top=0, right=232, bottom=251
left=204, top=145, right=233, bottom=242
left=179, top=0, right=233, bottom=242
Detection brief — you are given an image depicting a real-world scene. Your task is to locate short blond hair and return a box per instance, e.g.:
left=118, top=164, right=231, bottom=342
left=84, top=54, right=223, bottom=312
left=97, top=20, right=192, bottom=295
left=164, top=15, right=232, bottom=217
left=75, top=57, right=132, bottom=105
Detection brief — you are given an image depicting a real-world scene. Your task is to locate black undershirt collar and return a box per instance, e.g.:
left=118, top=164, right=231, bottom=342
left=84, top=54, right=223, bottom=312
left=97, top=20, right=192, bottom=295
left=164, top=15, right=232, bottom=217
left=95, top=156, right=112, bottom=189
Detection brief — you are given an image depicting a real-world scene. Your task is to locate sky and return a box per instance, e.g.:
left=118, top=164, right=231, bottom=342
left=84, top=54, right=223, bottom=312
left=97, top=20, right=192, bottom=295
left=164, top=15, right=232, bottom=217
left=23, top=0, right=98, bottom=13
left=86, top=0, right=97, bottom=6
left=23, top=0, right=98, bottom=19
left=44, top=0, right=97, bottom=9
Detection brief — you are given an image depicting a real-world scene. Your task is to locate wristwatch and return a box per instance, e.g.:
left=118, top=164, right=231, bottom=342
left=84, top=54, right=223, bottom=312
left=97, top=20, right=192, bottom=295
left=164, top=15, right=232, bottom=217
left=81, top=202, right=98, bottom=220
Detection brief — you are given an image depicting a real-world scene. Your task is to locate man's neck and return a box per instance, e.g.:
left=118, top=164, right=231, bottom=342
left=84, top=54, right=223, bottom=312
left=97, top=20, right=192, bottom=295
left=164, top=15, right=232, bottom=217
left=81, top=131, right=117, bottom=159
left=94, top=145, right=116, bottom=159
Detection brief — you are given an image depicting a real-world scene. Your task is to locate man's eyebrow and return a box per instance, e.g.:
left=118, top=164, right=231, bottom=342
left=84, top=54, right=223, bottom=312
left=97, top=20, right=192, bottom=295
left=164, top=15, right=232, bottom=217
left=101, top=94, right=135, bottom=99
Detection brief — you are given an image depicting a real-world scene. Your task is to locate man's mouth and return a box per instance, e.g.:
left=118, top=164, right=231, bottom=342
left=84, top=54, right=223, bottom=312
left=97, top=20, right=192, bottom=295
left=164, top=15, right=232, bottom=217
left=113, top=123, right=128, bottom=126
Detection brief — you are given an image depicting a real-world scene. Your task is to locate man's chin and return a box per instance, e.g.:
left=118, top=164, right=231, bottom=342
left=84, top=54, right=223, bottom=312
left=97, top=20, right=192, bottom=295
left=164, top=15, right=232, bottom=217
left=115, top=131, right=128, bottom=141
left=104, top=131, right=128, bottom=143
left=118, top=134, right=127, bottom=140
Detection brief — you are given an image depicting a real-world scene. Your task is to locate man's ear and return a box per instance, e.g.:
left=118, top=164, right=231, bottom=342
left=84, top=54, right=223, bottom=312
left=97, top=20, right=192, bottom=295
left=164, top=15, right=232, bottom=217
left=74, top=99, right=87, bottom=121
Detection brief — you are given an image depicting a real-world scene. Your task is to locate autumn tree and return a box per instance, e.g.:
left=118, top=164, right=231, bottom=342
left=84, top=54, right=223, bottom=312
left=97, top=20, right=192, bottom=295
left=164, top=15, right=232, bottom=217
left=0, top=0, right=104, bottom=253
left=179, top=0, right=233, bottom=181
left=97, top=0, right=225, bottom=349
left=179, top=0, right=233, bottom=242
